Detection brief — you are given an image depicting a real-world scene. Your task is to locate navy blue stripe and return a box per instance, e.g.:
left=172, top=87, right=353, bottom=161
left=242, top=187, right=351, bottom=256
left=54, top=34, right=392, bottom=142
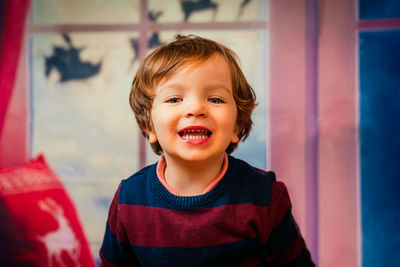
left=100, top=222, right=137, bottom=264
left=132, top=239, right=260, bottom=267
left=263, top=207, right=299, bottom=257
left=118, top=156, right=276, bottom=209
left=275, top=249, right=315, bottom=267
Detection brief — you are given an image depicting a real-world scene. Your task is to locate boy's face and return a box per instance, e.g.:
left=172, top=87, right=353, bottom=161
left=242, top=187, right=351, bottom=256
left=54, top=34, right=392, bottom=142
left=149, top=54, right=239, bottom=163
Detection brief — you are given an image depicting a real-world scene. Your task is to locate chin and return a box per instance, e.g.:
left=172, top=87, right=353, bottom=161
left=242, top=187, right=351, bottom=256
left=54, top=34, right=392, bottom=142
left=179, top=151, right=225, bottom=163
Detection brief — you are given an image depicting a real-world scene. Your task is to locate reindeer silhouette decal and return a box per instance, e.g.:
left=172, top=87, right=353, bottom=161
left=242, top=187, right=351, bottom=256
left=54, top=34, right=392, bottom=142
left=180, top=0, right=218, bottom=22
left=237, top=0, right=253, bottom=19
left=45, top=34, right=102, bottom=83
left=36, top=197, right=82, bottom=267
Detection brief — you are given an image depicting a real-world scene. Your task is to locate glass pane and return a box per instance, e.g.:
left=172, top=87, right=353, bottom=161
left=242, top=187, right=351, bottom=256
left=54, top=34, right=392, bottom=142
left=359, top=0, right=400, bottom=20
left=359, top=29, right=400, bottom=267
left=145, top=30, right=268, bottom=169
left=32, top=0, right=140, bottom=25
left=148, top=0, right=268, bottom=23
left=31, top=32, right=140, bottom=261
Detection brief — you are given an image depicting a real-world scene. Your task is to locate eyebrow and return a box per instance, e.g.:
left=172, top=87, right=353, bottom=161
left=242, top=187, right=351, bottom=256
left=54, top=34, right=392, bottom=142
left=157, top=82, right=232, bottom=94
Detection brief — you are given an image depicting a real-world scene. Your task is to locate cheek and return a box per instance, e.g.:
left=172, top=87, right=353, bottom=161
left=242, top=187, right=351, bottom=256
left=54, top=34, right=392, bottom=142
left=219, top=108, right=238, bottom=131
left=150, top=112, right=161, bottom=133
left=149, top=109, right=161, bottom=133
left=151, top=109, right=174, bottom=133
left=230, top=106, right=239, bottom=129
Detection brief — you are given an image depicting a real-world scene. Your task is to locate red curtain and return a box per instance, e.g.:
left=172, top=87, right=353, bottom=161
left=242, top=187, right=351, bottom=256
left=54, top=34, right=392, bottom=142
left=0, top=0, right=31, bottom=137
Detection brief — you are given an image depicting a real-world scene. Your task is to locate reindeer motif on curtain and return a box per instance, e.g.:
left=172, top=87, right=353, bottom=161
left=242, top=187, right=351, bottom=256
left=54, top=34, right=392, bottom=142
left=36, top=197, right=82, bottom=267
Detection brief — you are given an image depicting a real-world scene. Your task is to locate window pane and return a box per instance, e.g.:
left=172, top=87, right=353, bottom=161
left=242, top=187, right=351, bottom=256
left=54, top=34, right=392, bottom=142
left=32, top=0, right=140, bottom=25
left=145, top=30, right=268, bottom=169
left=359, top=29, right=400, bottom=267
left=359, top=0, right=400, bottom=20
left=148, top=0, right=268, bottom=23
left=31, top=32, right=140, bottom=256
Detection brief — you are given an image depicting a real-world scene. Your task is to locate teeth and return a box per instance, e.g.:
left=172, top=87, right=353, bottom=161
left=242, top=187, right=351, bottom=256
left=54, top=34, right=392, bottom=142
left=181, top=134, right=208, bottom=139
left=184, top=129, right=207, bottom=134
left=180, top=129, right=211, bottom=140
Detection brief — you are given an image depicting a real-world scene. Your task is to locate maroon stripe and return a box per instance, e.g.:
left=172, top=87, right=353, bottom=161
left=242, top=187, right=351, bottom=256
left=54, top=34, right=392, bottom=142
left=107, top=186, right=120, bottom=229
left=118, top=203, right=269, bottom=247
left=256, top=181, right=292, bottom=244
left=270, top=181, right=292, bottom=228
left=107, top=185, right=129, bottom=242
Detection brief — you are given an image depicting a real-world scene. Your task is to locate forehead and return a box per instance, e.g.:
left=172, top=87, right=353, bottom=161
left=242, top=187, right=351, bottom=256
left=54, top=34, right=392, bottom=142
left=155, top=54, right=232, bottom=90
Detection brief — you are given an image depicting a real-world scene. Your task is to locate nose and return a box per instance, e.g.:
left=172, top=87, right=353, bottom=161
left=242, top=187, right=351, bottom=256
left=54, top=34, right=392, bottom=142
left=185, top=97, right=207, bottom=118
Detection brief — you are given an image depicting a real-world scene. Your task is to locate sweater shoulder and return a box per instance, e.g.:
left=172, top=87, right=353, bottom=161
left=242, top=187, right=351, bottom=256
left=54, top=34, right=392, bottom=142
left=122, top=163, right=155, bottom=185
left=117, top=162, right=157, bottom=205
left=230, top=156, right=276, bottom=185
left=227, top=156, right=278, bottom=207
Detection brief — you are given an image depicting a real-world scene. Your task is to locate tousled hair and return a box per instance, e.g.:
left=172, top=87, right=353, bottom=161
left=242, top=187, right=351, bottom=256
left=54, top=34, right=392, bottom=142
left=130, top=34, right=256, bottom=155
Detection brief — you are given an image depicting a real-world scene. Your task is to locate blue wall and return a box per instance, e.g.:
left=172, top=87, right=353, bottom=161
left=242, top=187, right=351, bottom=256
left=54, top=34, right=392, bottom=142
left=359, top=0, right=400, bottom=20
left=359, top=29, right=400, bottom=267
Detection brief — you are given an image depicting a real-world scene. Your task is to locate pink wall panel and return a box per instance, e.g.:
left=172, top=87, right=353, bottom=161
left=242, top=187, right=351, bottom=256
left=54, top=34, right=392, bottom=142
left=270, top=0, right=308, bottom=244
left=318, top=0, right=359, bottom=266
left=270, top=1, right=359, bottom=266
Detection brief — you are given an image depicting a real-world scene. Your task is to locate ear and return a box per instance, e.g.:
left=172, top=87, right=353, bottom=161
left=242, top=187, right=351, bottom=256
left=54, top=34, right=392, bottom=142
left=231, top=133, right=239, bottom=144
left=140, top=121, right=158, bottom=144
left=149, top=132, right=158, bottom=144
left=230, top=124, right=241, bottom=144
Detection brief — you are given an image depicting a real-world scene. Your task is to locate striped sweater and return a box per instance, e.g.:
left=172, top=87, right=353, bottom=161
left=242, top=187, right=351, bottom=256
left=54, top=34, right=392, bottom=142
left=100, top=156, right=315, bottom=266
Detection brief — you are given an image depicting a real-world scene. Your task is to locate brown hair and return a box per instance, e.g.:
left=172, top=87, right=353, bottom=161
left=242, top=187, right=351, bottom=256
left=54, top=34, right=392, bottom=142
left=129, top=34, right=256, bottom=155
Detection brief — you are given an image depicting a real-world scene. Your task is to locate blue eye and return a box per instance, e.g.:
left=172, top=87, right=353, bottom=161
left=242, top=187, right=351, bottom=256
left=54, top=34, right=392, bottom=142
left=166, top=97, right=181, bottom=103
left=209, top=97, right=224, bottom=104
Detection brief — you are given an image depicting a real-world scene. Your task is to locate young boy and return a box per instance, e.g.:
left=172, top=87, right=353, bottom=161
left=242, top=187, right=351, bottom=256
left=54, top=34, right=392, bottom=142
left=100, top=35, right=315, bottom=266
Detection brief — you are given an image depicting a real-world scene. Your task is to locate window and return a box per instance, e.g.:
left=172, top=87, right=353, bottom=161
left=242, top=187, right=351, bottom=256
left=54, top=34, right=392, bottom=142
left=30, top=0, right=269, bottom=260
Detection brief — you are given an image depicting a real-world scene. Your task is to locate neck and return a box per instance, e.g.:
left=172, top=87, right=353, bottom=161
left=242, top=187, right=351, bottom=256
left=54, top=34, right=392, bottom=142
left=163, top=154, right=225, bottom=196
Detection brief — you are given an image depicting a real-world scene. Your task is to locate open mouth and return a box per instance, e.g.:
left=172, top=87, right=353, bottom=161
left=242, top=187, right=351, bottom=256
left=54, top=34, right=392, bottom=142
left=178, top=127, right=212, bottom=140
